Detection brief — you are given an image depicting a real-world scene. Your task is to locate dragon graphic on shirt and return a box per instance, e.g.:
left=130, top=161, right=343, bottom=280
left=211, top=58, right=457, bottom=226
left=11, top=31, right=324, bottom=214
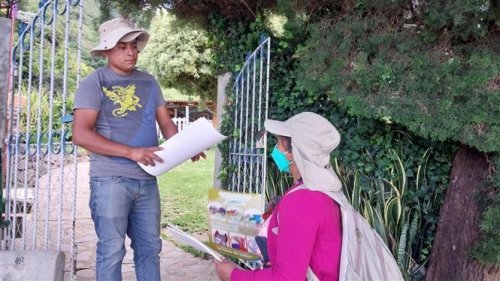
left=102, top=84, right=142, bottom=117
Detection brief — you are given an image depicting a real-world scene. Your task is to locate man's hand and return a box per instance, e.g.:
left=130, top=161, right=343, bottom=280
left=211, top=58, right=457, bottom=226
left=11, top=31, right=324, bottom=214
left=191, top=151, right=207, bottom=162
left=129, top=147, right=164, bottom=166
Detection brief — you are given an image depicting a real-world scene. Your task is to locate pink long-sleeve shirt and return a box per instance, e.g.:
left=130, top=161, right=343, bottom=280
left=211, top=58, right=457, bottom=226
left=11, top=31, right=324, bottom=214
left=232, top=184, right=343, bottom=281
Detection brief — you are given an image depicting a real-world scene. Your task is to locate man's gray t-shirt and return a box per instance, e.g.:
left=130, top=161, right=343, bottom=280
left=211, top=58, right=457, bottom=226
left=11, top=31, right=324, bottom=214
left=73, top=66, right=165, bottom=179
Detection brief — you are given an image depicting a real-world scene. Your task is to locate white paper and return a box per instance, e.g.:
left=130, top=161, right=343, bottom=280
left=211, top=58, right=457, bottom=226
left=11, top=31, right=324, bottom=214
left=166, top=223, right=224, bottom=262
left=139, top=118, right=227, bottom=176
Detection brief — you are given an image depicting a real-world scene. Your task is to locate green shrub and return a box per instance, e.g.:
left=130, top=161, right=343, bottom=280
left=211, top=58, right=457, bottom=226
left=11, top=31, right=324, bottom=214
left=296, top=23, right=500, bottom=152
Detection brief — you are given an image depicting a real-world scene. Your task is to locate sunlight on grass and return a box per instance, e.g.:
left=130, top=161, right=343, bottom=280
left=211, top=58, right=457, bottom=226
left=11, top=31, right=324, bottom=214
left=158, top=149, right=215, bottom=234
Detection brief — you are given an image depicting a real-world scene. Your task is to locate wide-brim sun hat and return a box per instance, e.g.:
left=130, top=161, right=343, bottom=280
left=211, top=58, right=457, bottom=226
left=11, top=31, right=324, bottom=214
left=264, top=112, right=343, bottom=194
left=91, top=18, right=150, bottom=57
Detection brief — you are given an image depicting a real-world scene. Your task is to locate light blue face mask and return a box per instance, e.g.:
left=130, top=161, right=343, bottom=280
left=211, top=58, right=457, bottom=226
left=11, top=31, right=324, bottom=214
left=271, top=146, right=290, bottom=172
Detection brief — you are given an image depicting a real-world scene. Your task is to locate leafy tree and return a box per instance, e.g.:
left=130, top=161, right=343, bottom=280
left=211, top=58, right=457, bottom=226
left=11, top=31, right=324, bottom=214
left=98, top=0, right=274, bottom=20
left=137, top=11, right=216, bottom=101
left=96, top=0, right=157, bottom=28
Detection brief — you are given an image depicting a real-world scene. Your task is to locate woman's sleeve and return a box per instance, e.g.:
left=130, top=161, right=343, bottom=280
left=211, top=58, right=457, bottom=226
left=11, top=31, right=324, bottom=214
left=231, top=191, right=321, bottom=281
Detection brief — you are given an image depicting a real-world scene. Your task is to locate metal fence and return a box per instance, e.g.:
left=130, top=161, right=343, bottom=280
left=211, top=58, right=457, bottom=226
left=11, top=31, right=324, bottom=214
left=2, top=1, right=84, bottom=280
left=157, top=117, right=211, bottom=140
left=227, top=37, right=270, bottom=197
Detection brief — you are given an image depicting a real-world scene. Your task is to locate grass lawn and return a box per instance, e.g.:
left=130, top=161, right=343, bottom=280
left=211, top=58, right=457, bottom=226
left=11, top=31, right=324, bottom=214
left=158, top=149, right=215, bottom=235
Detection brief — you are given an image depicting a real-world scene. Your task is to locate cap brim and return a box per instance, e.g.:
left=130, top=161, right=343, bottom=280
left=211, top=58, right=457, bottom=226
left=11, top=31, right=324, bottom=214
left=264, top=119, right=291, bottom=137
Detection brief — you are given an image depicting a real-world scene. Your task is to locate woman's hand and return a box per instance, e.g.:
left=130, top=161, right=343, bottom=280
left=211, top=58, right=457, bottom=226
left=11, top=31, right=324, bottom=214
left=214, top=259, right=237, bottom=281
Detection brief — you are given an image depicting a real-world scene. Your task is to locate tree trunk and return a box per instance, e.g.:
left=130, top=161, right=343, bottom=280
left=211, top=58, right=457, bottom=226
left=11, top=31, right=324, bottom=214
left=425, top=145, right=500, bottom=281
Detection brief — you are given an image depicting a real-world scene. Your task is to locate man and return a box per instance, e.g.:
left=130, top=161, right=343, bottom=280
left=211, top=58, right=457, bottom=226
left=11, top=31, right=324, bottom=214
left=73, top=18, right=203, bottom=281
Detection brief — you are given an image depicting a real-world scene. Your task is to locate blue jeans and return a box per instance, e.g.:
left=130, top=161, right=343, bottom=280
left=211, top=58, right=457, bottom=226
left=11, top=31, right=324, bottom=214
left=89, top=176, right=162, bottom=281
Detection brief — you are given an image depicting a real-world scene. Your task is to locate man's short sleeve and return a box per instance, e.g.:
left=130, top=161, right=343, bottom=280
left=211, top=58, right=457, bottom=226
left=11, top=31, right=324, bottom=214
left=73, top=73, right=102, bottom=111
left=153, top=79, right=165, bottom=108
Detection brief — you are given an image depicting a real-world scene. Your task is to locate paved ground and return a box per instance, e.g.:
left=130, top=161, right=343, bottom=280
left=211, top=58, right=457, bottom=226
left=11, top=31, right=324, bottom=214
left=75, top=161, right=219, bottom=281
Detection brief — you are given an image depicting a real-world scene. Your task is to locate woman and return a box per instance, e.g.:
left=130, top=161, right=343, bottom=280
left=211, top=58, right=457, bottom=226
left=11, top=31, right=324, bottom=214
left=215, top=112, right=344, bottom=281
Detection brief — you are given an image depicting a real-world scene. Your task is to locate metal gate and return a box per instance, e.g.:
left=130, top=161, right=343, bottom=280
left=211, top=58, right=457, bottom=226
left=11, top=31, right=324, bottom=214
left=227, top=37, right=270, bottom=200
left=2, top=0, right=84, bottom=280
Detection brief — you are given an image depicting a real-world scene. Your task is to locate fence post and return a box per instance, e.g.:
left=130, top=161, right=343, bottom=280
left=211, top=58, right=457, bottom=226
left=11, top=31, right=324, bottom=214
left=0, top=17, right=10, bottom=145
left=0, top=16, right=11, bottom=249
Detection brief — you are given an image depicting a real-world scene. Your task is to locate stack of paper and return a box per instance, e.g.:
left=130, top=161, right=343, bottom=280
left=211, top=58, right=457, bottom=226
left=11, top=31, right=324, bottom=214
left=139, top=118, right=227, bottom=176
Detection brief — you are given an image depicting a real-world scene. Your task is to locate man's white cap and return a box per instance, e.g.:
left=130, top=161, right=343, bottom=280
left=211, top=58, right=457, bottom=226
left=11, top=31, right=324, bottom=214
left=264, top=112, right=342, bottom=193
left=91, top=18, right=149, bottom=57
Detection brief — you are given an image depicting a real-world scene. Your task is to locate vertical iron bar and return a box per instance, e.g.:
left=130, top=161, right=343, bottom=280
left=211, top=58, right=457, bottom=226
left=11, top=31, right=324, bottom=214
left=21, top=20, right=36, bottom=250
left=56, top=0, right=71, bottom=252
left=243, top=60, right=251, bottom=193
left=33, top=3, right=48, bottom=249
left=262, top=39, right=271, bottom=206
left=249, top=54, right=257, bottom=193
left=44, top=1, right=58, bottom=249
left=256, top=42, right=264, bottom=196
left=237, top=69, right=245, bottom=192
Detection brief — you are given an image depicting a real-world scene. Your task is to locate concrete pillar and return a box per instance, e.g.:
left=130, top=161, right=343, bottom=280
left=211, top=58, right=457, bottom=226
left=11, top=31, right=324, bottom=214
left=0, top=17, right=12, bottom=214
left=213, top=72, right=231, bottom=189
left=0, top=250, right=66, bottom=281
left=0, top=17, right=11, bottom=146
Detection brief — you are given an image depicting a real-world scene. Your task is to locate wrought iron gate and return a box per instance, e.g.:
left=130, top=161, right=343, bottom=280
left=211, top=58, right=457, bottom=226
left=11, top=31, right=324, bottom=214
left=2, top=1, right=84, bottom=279
left=227, top=37, right=270, bottom=200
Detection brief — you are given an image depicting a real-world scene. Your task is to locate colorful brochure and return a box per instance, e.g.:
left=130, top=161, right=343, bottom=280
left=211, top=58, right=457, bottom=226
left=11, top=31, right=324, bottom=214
left=207, top=188, right=265, bottom=261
